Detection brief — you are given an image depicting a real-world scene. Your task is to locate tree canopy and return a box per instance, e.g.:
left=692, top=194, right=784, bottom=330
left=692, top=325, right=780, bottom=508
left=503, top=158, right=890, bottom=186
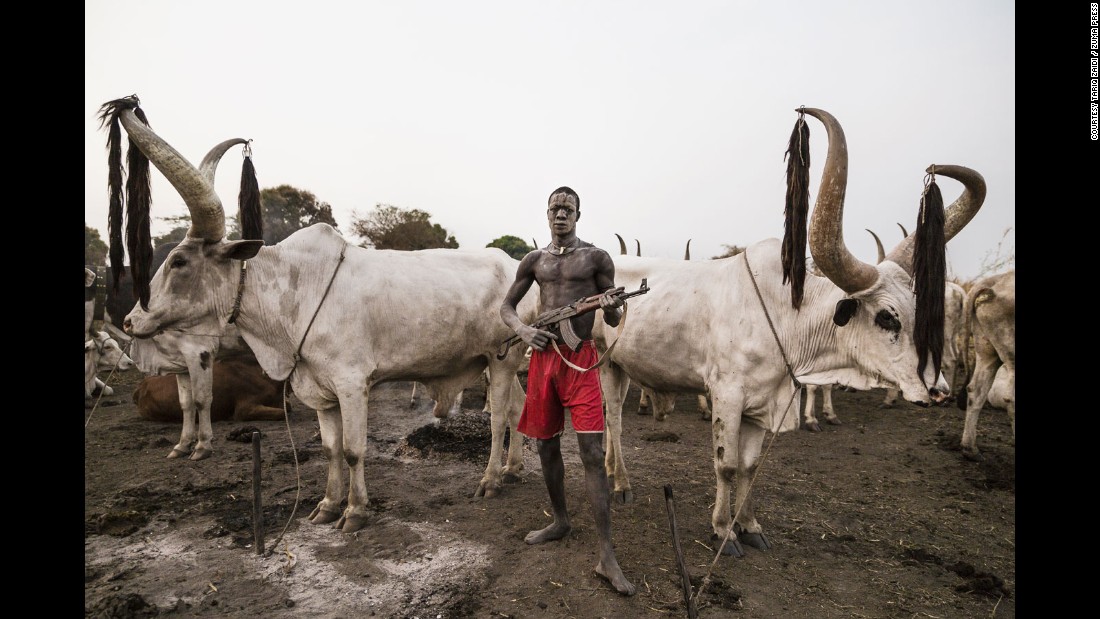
left=350, top=204, right=458, bottom=250
left=487, top=235, right=534, bottom=260
left=85, top=223, right=108, bottom=267
left=259, top=185, right=340, bottom=245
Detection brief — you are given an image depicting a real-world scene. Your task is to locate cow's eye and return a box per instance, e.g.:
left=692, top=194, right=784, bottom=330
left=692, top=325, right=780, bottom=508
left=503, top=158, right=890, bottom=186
left=171, top=257, right=187, bottom=269
left=874, top=309, right=901, bottom=333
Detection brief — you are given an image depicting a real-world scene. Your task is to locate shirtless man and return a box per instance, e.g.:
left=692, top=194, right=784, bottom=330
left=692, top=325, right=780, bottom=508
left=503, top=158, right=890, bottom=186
left=500, top=186, right=635, bottom=596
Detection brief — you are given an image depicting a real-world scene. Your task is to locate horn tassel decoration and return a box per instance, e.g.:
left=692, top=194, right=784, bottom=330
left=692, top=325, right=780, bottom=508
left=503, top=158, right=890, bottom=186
left=782, top=112, right=810, bottom=309
left=97, top=95, right=153, bottom=307
left=912, top=170, right=947, bottom=383
left=238, top=141, right=263, bottom=241
left=125, top=105, right=154, bottom=310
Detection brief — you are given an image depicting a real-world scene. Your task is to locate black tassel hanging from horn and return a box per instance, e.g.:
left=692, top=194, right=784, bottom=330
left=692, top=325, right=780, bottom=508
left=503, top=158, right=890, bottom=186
left=238, top=141, right=264, bottom=242
left=125, top=106, right=154, bottom=310
left=97, top=97, right=139, bottom=293
left=913, top=171, right=946, bottom=384
left=782, top=114, right=810, bottom=309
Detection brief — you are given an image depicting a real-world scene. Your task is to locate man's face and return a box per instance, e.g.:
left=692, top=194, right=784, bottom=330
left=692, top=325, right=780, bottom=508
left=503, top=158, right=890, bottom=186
left=547, top=193, right=579, bottom=235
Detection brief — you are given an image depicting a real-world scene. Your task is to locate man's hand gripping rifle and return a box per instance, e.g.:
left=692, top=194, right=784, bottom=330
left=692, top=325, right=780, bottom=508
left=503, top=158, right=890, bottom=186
left=497, top=279, right=649, bottom=360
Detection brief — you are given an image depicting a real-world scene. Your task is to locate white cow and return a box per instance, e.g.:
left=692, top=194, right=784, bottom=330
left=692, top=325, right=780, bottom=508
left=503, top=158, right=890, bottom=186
left=954, top=269, right=1015, bottom=461
left=614, top=234, right=712, bottom=420
left=91, top=130, right=265, bottom=462
left=593, top=107, right=985, bottom=556
left=106, top=97, right=537, bottom=535
left=85, top=331, right=134, bottom=400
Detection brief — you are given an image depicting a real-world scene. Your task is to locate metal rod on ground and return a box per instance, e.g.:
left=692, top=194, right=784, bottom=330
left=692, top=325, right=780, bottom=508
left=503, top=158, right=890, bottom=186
left=664, top=485, right=698, bottom=619
left=252, top=431, right=265, bottom=556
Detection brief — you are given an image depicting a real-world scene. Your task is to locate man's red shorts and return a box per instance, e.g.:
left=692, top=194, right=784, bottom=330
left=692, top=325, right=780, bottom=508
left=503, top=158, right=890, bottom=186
left=517, top=340, right=605, bottom=440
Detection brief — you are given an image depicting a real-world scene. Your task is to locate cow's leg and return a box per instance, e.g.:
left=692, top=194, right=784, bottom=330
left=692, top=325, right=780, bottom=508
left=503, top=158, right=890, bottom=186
left=637, top=386, right=652, bottom=416
left=408, top=382, right=419, bottom=408
left=476, top=359, right=524, bottom=497
left=309, top=406, right=345, bottom=525
left=94, top=377, right=114, bottom=397
left=168, top=374, right=197, bottom=459
left=600, top=362, right=633, bottom=504
left=881, top=387, right=899, bottom=408
left=188, top=362, right=216, bottom=461
left=500, top=374, right=527, bottom=483
left=821, top=384, right=840, bottom=425
left=733, top=420, right=769, bottom=550
left=961, top=352, right=1000, bottom=462
left=336, top=393, right=371, bottom=533
left=802, top=385, right=821, bottom=432
left=709, top=391, right=746, bottom=557
left=697, top=394, right=711, bottom=420
left=651, top=391, right=677, bottom=422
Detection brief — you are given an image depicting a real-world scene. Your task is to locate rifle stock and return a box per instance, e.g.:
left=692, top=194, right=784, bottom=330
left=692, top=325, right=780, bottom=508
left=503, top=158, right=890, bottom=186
left=496, top=279, right=649, bottom=359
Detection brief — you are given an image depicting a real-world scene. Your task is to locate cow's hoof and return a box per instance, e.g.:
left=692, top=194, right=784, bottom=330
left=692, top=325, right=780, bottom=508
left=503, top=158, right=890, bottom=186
left=167, top=447, right=190, bottom=459
left=636, top=407, right=652, bottom=416
left=309, top=506, right=341, bottom=525
left=879, top=402, right=895, bottom=409
left=475, top=482, right=501, bottom=499
left=339, top=514, right=368, bottom=533
left=826, top=417, right=842, bottom=426
left=502, top=471, right=522, bottom=484
left=710, top=534, right=745, bottom=558
left=189, top=448, right=212, bottom=461
left=739, top=531, right=771, bottom=550
left=962, top=449, right=983, bottom=462
left=613, top=489, right=634, bottom=504
left=699, top=413, right=711, bottom=421
left=803, top=422, right=822, bottom=432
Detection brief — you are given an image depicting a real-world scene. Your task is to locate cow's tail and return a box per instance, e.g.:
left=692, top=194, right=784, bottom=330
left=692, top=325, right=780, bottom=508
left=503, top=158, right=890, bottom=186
left=913, top=170, right=946, bottom=387
left=954, top=284, right=978, bottom=410
left=782, top=109, right=810, bottom=309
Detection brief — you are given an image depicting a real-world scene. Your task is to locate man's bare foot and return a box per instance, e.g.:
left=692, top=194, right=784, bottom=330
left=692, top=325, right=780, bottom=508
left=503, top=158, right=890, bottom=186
left=595, top=559, right=636, bottom=596
left=525, top=522, right=571, bottom=544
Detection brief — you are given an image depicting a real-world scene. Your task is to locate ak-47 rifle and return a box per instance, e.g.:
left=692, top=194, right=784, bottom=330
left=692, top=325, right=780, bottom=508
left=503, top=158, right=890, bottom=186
left=497, top=279, right=649, bottom=360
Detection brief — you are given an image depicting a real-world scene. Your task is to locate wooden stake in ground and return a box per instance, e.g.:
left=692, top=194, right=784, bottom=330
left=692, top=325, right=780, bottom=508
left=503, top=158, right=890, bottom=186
left=664, top=485, right=698, bottom=619
left=252, top=432, right=265, bottom=555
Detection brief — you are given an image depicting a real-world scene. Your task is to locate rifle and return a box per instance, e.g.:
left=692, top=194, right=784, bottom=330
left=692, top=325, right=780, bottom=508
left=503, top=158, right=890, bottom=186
left=497, top=279, right=649, bottom=360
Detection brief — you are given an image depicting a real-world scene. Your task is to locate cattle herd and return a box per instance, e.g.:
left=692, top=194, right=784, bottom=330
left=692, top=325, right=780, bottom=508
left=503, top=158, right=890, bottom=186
left=85, top=96, right=1015, bottom=605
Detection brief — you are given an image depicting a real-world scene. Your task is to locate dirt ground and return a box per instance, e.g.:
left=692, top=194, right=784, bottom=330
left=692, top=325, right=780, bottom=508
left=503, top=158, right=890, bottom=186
left=85, top=368, right=1015, bottom=619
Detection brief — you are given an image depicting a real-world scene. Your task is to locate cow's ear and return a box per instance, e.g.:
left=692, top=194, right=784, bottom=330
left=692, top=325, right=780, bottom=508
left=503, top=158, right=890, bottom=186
left=833, top=298, right=860, bottom=326
left=217, top=240, right=264, bottom=262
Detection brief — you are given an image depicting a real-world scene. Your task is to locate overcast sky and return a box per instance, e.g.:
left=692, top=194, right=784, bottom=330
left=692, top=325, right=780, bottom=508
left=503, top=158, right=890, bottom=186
left=85, top=0, right=1014, bottom=281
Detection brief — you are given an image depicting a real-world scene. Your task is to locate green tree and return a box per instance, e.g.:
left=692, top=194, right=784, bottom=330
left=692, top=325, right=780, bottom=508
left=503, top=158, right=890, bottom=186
left=85, top=223, right=109, bottom=267
left=350, top=204, right=459, bottom=250
left=487, top=235, right=534, bottom=260
left=260, top=185, right=340, bottom=245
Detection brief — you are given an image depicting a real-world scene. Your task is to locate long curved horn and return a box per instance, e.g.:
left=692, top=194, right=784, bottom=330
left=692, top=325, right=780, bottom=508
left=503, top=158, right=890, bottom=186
left=615, top=233, right=627, bottom=255
left=684, top=239, right=692, bottom=260
left=897, top=222, right=909, bottom=238
left=884, top=164, right=986, bottom=272
left=117, top=109, right=227, bottom=242
left=635, top=239, right=641, bottom=257
left=532, top=238, right=539, bottom=249
left=199, top=138, right=248, bottom=185
left=804, top=108, right=878, bottom=294
left=865, top=229, right=885, bottom=264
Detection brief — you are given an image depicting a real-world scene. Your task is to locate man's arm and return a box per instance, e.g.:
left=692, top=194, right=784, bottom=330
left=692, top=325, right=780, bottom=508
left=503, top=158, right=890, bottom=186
left=500, top=253, right=556, bottom=351
left=594, top=251, right=624, bottom=328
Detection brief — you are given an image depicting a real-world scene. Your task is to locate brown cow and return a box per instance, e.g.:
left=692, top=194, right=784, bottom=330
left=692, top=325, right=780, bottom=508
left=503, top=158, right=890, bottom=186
left=133, top=354, right=288, bottom=422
